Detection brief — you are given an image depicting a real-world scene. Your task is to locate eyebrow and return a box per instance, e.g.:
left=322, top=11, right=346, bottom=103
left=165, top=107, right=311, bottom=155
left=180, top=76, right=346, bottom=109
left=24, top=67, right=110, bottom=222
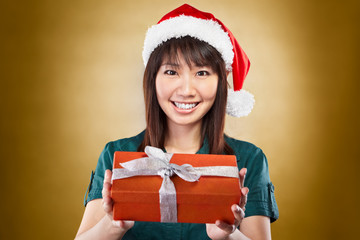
left=161, top=62, right=212, bottom=70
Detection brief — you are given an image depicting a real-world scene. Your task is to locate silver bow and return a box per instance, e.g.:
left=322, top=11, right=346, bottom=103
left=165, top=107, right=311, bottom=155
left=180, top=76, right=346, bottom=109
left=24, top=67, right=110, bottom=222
left=112, top=146, right=239, bottom=222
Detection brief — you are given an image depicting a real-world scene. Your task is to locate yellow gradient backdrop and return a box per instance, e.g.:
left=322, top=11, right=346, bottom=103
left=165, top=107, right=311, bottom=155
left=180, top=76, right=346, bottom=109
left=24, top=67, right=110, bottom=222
left=0, top=0, right=359, bottom=239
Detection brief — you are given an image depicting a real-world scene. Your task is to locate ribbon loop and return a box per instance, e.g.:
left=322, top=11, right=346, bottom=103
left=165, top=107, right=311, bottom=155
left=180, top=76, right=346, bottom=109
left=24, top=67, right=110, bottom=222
left=171, top=163, right=200, bottom=182
left=145, top=146, right=173, bottom=164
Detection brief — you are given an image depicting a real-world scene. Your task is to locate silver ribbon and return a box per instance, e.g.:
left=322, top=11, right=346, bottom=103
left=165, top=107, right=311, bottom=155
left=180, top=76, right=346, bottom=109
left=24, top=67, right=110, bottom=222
left=112, top=146, right=239, bottom=222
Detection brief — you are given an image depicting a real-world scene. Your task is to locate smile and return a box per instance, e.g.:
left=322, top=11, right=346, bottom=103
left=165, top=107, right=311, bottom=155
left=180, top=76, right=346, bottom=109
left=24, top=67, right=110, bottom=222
left=173, top=102, right=199, bottom=110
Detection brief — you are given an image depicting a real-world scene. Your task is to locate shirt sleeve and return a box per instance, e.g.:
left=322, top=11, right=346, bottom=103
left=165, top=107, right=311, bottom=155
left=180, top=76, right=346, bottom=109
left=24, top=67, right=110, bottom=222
left=84, top=142, right=114, bottom=206
left=243, top=147, right=279, bottom=222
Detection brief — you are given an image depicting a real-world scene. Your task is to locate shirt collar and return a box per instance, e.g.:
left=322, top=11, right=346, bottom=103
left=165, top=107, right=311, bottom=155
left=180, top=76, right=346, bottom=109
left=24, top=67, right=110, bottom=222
left=196, top=136, right=209, bottom=154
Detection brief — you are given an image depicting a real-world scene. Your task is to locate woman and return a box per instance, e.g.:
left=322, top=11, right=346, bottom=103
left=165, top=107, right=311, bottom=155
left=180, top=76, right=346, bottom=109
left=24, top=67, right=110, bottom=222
left=75, top=4, right=278, bottom=240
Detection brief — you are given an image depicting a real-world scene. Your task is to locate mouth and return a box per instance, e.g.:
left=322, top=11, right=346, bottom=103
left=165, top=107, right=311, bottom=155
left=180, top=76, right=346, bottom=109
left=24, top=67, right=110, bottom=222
left=172, top=101, right=199, bottom=110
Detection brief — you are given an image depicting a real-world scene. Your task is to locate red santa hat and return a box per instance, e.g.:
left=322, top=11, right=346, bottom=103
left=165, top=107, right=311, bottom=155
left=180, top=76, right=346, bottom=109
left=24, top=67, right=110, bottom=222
left=142, top=4, right=254, bottom=117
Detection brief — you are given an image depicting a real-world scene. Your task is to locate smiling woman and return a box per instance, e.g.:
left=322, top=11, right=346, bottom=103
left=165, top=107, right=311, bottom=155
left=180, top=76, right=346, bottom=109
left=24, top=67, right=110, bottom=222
left=75, top=4, right=278, bottom=240
left=144, top=36, right=227, bottom=154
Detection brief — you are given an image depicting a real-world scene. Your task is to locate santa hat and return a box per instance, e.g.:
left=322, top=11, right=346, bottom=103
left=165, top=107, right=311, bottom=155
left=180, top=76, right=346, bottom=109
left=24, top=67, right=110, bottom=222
left=142, top=4, right=254, bottom=117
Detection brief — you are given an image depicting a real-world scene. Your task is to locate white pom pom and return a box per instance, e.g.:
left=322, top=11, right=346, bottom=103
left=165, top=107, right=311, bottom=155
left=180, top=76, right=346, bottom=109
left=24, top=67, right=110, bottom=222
left=226, top=89, right=255, bottom=117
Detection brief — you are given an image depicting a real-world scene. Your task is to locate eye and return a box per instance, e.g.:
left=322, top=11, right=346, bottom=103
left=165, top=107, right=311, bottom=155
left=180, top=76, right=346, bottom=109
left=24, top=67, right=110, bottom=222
left=196, top=71, right=210, bottom=77
left=164, top=70, right=177, bottom=75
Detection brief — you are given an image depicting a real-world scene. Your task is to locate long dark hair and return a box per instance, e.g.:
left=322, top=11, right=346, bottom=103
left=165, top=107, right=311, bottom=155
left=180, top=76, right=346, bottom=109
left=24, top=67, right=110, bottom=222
left=138, top=36, right=233, bottom=155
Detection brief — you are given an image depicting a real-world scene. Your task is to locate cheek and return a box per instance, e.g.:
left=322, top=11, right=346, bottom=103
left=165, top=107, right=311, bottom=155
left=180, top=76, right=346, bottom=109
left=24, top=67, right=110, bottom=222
left=155, top=76, right=173, bottom=103
left=199, top=80, right=218, bottom=100
left=155, top=76, right=165, bottom=99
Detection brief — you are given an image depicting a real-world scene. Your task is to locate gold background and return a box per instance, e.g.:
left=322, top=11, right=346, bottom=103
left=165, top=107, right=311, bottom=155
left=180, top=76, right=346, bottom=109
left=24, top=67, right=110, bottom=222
left=0, top=0, right=359, bottom=239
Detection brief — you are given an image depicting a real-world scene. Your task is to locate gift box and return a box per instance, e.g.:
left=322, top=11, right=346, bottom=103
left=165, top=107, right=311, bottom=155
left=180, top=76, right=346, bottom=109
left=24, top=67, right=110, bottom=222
left=111, top=146, right=241, bottom=224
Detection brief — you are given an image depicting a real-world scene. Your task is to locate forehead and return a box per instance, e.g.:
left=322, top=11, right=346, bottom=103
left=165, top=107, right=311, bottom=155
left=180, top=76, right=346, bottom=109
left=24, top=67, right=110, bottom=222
left=161, top=49, right=209, bottom=68
left=162, top=52, right=190, bottom=66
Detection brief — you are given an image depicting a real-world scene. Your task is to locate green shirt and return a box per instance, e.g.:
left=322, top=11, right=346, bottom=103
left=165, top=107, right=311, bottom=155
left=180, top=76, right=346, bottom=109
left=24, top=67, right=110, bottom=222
left=84, top=131, right=279, bottom=240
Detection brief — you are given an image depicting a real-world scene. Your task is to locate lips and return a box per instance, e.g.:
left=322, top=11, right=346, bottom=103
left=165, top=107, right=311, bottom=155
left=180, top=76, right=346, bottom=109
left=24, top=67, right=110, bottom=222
left=173, top=101, right=199, bottom=110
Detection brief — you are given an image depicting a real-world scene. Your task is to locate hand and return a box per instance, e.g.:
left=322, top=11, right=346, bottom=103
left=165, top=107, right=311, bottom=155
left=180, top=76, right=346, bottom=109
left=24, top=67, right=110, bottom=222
left=206, top=168, right=249, bottom=240
left=102, top=169, right=135, bottom=230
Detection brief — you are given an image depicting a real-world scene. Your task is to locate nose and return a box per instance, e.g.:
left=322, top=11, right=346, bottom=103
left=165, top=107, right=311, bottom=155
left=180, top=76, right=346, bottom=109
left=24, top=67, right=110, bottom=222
left=177, top=74, right=196, bottom=97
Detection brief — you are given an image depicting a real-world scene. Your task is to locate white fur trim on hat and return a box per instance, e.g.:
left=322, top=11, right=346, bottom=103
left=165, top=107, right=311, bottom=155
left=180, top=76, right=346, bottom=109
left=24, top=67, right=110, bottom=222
left=226, top=89, right=255, bottom=117
left=143, top=15, right=234, bottom=71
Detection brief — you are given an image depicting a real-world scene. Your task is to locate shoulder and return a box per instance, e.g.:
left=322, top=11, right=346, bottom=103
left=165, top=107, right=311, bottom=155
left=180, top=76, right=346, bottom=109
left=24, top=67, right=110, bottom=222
left=104, top=130, right=145, bottom=153
left=96, top=131, right=145, bottom=169
left=225, top=135, right=263, bottom=158
left=85, top=131, right=146, bottom=205
left=224, top=135, right=268, bottom=171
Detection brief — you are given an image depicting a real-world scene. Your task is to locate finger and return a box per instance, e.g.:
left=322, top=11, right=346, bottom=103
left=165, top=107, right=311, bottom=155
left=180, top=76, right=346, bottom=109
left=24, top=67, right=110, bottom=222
left=102, top=170, right=113, bottom=197
left=215, top=220, right=236, bottom=234
left=104, top=169, right=112, bottom=184
left=112, top=220, right=135, bottom=230
left=232, top=204, right=245, bottom=227
left=239, top=168, right=247, bottom=188
left=102, top=193, right=113, bottom=214
left=112, top=220, right=121, bottom=227
left=102, top=170, right=114, bottom=214
left=112, top=220, right=127, bottom=228
left=120, top=220, right=135, bottom=229
left=102, top=180, right=111, bottom=195
left=239, top=187, right=249, bottom=209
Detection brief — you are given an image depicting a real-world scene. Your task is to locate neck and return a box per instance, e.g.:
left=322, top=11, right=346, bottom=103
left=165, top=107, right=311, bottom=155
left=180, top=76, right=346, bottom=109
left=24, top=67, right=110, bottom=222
left=165, top=121, right=202, bottom=154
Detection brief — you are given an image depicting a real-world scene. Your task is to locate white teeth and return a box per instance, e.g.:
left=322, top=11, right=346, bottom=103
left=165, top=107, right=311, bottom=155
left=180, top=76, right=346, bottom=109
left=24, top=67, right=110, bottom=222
left=174, top=102, right=197, bottom=110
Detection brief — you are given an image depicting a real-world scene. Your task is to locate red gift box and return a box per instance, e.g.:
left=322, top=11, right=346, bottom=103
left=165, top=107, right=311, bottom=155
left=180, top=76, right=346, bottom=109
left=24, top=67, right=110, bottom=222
left=111, top=148, right=241, bottom=224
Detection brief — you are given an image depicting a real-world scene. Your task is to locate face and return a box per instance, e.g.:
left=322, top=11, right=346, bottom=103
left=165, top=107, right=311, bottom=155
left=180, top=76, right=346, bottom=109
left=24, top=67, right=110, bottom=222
left=155, top=53, right=218, bottom=128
